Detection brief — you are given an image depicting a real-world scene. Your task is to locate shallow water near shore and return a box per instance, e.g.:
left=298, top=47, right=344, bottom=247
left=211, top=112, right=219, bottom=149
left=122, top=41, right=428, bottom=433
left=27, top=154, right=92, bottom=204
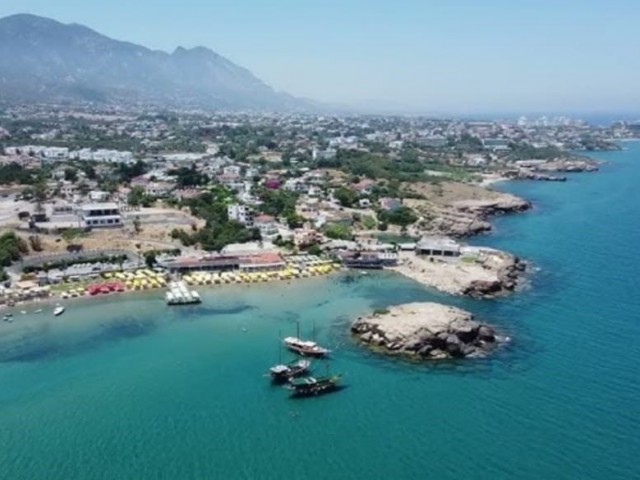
left=1, top=144, right=639, bottom=479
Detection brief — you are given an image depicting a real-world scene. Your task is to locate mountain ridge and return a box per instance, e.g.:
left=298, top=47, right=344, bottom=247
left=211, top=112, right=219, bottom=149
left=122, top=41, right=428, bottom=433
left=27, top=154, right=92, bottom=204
left=0, top=13, right=308, bottom=111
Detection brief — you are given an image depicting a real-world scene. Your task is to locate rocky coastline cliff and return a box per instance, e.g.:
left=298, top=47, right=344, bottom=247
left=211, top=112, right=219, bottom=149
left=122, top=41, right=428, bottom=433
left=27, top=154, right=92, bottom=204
left=405, top=182, right=532, bottom=238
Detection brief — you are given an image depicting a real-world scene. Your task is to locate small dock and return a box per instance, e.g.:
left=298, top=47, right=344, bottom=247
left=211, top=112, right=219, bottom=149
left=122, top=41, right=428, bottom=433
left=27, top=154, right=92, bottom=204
left=166, top=281, right=201, bottom=306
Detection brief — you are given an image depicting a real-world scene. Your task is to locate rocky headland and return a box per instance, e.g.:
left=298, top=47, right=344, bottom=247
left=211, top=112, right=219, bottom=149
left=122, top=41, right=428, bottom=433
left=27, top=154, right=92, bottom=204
left=404, top=181, right=531, bottom=238
left=535, top=158, right=600, bottom=173
left=351, top=302, right=503, bottom=360
left=497, top=157, right=600, bottom=184
left=391, top=248, right=527, bottom=298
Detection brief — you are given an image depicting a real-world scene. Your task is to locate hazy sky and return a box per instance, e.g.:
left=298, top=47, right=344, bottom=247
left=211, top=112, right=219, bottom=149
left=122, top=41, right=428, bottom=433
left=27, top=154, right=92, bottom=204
left=1, top=0, right=639, bottom=114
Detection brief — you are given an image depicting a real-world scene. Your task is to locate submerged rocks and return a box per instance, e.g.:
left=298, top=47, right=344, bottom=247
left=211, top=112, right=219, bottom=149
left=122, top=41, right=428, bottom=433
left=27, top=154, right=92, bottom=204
left=351, top=302, right=502, bottom=361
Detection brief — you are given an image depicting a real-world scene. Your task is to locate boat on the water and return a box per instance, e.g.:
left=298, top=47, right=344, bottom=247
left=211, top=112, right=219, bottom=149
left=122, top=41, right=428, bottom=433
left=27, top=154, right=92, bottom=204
left=287, top=374, right=342, bottom=398
left=283, top=321, right=330, bottom=358
left=53, top=305, right=65, bottom=317
left=269, top=359, right=311, bottom=383
left=283, top=337, right=330, bottom=358
left=166, top=281, right=201, bottom=305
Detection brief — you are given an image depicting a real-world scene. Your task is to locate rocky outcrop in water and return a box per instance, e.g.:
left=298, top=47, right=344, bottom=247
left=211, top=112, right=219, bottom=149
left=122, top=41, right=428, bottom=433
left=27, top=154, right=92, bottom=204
left=453, top=195, right=532, bottom=219
left=351, top=302, right=503, bottom=360
left=504, top=170, right=567, bottom=182
left=537, top=158, right=600, bottom=173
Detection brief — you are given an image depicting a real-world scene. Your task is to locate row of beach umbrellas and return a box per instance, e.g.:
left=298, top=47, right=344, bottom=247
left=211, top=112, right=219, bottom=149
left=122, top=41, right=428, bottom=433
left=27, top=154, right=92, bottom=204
left=182, top=263, right=339, bottom=286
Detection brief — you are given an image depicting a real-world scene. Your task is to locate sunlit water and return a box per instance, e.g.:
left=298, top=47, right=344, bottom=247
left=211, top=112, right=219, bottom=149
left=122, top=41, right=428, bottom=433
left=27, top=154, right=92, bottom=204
left=1, top=144, right=639, bottom=479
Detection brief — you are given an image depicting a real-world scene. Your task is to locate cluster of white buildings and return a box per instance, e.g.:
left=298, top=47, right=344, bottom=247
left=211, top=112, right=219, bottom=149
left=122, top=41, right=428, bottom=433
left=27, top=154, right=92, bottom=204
left=3, top=146, right=135, bottom=164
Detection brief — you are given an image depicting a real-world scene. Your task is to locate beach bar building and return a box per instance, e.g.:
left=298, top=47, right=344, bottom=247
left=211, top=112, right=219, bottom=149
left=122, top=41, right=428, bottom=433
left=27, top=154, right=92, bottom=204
left=165, top=255, right=241, bottom=274
left=239, top=252, right=286, bottom=273
left=164, top=252, right=286, bottom=275
left=416, top=236, right=461, bottom=257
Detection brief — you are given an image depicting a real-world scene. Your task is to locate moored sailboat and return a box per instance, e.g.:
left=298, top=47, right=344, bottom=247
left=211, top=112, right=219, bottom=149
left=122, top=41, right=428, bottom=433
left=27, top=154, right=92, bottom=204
left=287, top=374, right=342, bottom=398
left=283, top=321, right=330, bottom=358
left=269, top=359, right=312, bottom=383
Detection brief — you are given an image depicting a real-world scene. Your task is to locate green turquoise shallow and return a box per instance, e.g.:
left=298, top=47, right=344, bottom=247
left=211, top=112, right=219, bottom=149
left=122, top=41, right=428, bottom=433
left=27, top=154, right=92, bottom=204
left=1, top=144, right=639, bottom=479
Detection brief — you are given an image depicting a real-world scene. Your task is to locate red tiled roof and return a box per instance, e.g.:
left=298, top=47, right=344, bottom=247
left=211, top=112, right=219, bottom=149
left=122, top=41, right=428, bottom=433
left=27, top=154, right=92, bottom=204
left=239, top=252, right=284, bottom=265
left=254, top=214, right=276, bottom=224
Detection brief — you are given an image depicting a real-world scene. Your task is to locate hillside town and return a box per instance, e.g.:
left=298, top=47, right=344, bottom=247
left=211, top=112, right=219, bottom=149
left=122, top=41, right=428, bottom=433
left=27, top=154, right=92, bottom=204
left=0, top=104, right=634, bottom=305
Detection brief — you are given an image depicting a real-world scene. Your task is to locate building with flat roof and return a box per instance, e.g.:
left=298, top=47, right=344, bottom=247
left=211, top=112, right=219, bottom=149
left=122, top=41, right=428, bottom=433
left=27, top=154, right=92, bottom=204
left=416, top=236, right=461, bottom=257
left=227, top=204, right=254, bottom=226
left=79, top=202, right=122, bottom=228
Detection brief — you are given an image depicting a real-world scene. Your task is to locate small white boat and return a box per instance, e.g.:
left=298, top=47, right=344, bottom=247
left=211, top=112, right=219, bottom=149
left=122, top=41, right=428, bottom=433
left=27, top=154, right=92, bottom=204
left=53, top=305, right=65, bottom=317
left=34, top=309, right=43, bottom=314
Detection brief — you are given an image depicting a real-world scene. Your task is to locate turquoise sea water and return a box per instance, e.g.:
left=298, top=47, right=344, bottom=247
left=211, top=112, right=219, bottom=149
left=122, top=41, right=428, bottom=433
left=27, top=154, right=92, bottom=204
left=1, top=144, right=640, bottom=479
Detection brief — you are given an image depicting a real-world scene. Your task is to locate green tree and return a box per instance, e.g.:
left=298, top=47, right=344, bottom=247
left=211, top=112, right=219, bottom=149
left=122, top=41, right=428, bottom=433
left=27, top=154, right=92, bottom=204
left=64, top=168, right=78, bottom=182
left=0, top=232, right=29, bottom=267
left=334, top=186, right=358, bottom=208
left=144, top=251, right=157, bottom=268
left=118, top=160, right=147, bottom=182
left=128, top=186, right=147, bottom=207
left=286, top=212, right=304, bottom=229
left=80, top=164, right=97, bottom=180
left=167, top=164, right=209, bottom=187
left=33, top=180, right=48, bottom=202
left=378, top=206, right=418, bottom=227
left=362, top=215, right=377, bottom=230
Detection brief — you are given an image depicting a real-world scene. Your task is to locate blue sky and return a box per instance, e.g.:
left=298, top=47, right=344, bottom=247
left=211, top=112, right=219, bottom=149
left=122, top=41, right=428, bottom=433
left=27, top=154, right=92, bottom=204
left=1, top=0, right=639, bottom=114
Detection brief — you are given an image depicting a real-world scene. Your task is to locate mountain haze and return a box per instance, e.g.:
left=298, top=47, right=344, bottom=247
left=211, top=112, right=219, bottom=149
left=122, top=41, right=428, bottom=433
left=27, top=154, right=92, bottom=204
left=0, top=14, right=305, bottom=110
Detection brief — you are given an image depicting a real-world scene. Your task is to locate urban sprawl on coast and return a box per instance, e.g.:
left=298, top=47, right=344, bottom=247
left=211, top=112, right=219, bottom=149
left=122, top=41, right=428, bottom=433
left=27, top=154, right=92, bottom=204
left=1, top=106, right=636, bottom=357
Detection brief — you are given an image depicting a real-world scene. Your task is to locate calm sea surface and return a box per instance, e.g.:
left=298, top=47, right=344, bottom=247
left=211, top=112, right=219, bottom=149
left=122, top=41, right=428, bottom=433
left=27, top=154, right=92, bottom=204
left=1, top=143, right=639, bottom=479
